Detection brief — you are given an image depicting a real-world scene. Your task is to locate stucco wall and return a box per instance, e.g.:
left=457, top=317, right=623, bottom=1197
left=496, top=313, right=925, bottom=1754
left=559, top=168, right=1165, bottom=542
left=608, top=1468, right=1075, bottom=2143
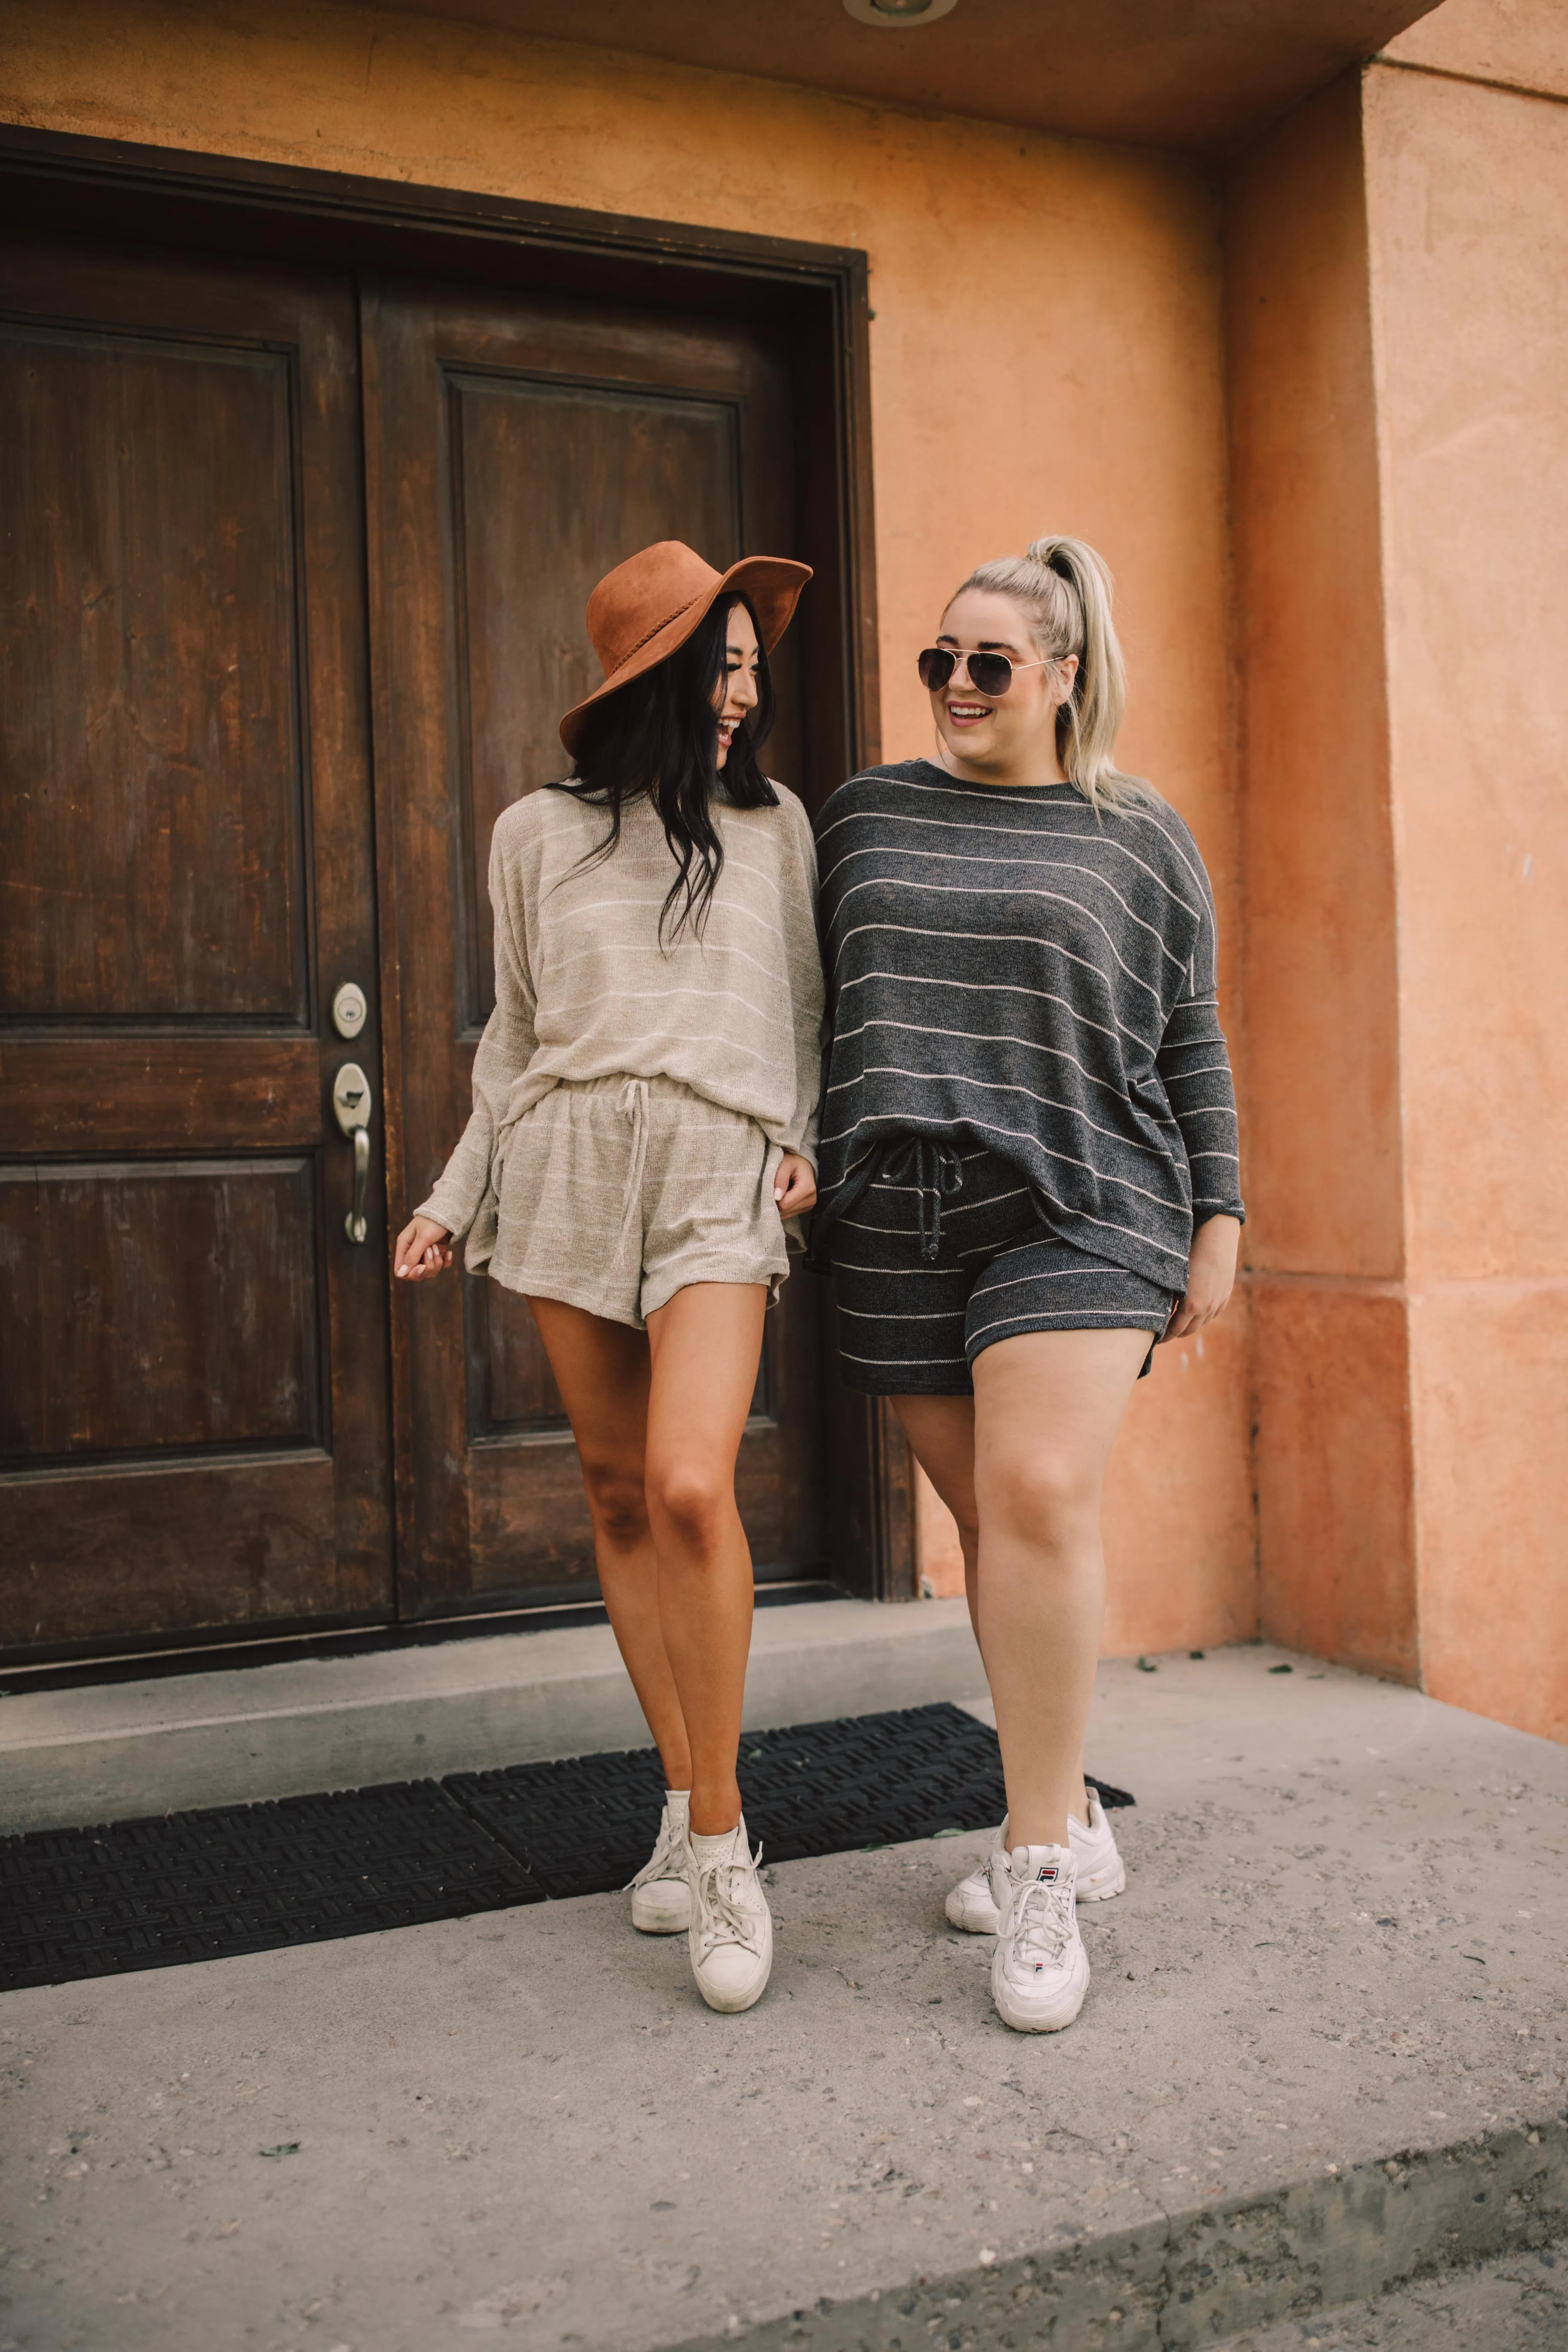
left=1224, top=75, right=1419, bottom=1685
left=1364, top=49, right=1568, bottom=1741
left=0, top=0, right=1258, bottom=1656
left=1223, top=13, right=1568, bottom=1743
left=1384, top=0, right=1568, bottom=100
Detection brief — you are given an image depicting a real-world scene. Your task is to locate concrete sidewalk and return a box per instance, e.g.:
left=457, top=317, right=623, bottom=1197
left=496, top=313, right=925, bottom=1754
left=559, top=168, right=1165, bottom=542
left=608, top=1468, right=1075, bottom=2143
left=2, top=1646, right=1565, bottom=2352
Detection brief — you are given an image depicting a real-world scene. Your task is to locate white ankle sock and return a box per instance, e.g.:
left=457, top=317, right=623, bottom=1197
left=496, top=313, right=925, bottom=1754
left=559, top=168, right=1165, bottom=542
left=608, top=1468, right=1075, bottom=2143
left=690, top=1822, right=743, bottom=1861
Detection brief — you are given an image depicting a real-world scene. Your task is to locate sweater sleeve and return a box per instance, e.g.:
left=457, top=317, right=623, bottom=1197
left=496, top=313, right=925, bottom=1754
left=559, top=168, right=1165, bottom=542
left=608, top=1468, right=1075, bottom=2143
left=413, top=816, right=539, bottom=1249
left=1155, top=870, right=1245, bottom=1229
left=776, top=791, right=826, bottom=1165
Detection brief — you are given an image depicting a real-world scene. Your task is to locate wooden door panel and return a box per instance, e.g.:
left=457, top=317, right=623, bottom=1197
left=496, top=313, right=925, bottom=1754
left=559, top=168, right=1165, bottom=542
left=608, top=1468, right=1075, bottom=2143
left=0, top=236, right=392, bottom=1658
left=6, top=1458, right=339, bottom=1650
left=368, top=281, right=822, bottom=1612
left=452, top=375, right=741, bottom=1024
left=481, top=1288, right=570, bottom=1435
left=0, top=1160, right=323, bottom=1463
left=0, top=1038, right=320, bottom=1155
left=0, top=323, right=308, bottom=1022
left=466, top=1437, right=596, bottom=1598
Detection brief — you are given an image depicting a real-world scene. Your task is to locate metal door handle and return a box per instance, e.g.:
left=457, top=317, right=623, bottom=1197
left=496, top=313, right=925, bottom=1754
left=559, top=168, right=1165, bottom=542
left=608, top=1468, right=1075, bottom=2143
left=332, top=1062, right=374, bottom=1244
left=346, top=1124, right=370, bottom=1244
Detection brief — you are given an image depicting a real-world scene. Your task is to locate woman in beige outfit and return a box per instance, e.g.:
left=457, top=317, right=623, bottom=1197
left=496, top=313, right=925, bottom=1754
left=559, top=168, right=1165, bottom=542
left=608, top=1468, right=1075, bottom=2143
left=393, top=542, right=822, bottom=2016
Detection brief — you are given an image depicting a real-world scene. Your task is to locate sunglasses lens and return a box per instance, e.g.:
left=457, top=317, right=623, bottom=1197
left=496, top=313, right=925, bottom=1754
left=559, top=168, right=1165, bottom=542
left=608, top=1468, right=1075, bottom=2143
left=969, top=653, right=1013, bottom=695
left=917, top=648, right=1015, bottom=695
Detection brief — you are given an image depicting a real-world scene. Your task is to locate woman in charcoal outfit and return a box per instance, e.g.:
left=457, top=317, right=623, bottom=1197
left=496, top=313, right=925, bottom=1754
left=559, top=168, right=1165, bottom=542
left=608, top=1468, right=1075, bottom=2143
left=811, top=536, right=1243, bottom=2034
left=394, top=541, right=823, bottom=2017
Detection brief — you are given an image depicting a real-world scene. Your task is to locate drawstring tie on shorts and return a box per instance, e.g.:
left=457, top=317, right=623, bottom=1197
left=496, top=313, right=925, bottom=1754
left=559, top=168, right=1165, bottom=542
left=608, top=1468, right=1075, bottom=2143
left=617, top=1077, right=651, bottom=1263
left=878, top=1135, right=965, bottom=1262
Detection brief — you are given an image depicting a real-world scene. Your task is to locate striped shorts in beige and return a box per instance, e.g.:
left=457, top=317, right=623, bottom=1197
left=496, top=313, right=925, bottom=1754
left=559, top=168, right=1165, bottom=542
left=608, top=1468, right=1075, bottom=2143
left=489, top=1074, right=791, bottom=1327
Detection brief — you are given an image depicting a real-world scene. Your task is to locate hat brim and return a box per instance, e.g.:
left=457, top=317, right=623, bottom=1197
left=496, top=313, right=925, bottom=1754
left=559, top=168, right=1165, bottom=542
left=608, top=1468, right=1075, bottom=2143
left=558, top=554, right=812, bottom=760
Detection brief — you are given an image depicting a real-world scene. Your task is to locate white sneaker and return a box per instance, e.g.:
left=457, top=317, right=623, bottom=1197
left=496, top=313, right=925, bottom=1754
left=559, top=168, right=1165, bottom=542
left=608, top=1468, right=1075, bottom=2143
left=687, top=1816, right=773, bottom=2014
left=626, top=1791, right=692, bottom=1933
left=945, top=1792, right=1125, bottom=1932
left=992, top=1845, right=1090, bottom=2033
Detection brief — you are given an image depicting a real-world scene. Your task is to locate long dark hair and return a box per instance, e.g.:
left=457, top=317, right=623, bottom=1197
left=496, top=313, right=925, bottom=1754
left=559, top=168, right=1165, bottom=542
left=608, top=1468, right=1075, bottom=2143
left=553, top=592, right=778, bottom=941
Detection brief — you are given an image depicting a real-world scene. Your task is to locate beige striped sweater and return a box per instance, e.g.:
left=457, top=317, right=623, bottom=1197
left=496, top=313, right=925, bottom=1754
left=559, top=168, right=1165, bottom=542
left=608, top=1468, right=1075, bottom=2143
left=416, top=782, right=825, bottom=1268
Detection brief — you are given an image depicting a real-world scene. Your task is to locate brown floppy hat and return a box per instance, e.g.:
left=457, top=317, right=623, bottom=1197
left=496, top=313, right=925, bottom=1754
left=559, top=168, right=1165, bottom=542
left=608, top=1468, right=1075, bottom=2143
left=558, top=540, right=812, bottom=760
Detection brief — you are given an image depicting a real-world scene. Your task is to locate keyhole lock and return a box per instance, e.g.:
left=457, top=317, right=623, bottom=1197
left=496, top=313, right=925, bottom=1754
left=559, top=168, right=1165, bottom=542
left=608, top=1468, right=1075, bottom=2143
left=332, top=981, right=368, bottom=1041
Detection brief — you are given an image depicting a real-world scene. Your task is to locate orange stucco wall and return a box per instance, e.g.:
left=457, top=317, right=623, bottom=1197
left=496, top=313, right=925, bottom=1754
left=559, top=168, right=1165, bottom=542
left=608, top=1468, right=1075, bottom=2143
left=1222, top=18, right=1568, bottom=1740
left=1364, top=49, right=1568, bottom=1741
left=1223, top=74, right=1419, bottom=1684
left=0, top=0, right=1258, bottom=1657
left=1384, top=0, right=1568, bottom=100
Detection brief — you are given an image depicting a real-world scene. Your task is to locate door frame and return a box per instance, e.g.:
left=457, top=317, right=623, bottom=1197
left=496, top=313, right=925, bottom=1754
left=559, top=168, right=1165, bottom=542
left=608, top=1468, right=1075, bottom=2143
left=0, top=124, right=916, bottom=1609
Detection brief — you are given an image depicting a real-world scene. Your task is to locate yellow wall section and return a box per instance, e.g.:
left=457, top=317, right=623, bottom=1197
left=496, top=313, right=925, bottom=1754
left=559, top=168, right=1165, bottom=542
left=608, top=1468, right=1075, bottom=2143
left=0, top=0, right=1257, bottom=1657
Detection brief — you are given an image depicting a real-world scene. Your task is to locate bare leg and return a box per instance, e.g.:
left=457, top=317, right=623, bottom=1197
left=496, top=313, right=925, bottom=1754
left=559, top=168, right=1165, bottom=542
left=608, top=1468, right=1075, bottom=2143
left=895, top=1391, right=1087, bottom=1828
left=643, top=1282, right=768, bottom=1838
left=892, top=1341, right=1144, bottom=1841
left=902, top=1383, right=1086, bottom=1825
left=968, top=1328, right=1149, bottom=1847
left=526, top=1296, right=691, bottom=1792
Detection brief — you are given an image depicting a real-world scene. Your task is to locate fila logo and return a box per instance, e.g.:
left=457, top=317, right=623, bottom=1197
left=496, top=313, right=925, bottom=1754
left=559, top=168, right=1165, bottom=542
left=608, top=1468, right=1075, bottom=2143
left=1035, top=1864, right=1059, bottom=1883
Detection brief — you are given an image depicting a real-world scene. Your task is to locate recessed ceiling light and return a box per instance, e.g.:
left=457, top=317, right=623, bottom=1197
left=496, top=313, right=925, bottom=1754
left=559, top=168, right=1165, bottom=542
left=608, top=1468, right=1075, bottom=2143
left=843, top=0, right=959, bottom=26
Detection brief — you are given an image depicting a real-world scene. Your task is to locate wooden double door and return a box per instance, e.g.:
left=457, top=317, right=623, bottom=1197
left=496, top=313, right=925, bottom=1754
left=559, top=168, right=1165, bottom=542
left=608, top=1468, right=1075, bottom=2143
left=1, top=231, right=826, bottom=1658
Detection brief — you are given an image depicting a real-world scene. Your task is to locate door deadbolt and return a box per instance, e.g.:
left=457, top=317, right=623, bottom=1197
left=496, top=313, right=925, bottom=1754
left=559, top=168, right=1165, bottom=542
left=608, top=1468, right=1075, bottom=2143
left=332, top=981, right=368, bottom=1041
left=332, top=1062, right=374, bottom=1244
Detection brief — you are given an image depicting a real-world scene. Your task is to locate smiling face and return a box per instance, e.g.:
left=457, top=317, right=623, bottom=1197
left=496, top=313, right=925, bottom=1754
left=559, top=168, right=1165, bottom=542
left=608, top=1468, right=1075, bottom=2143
left=712, top=599, right=761, bottom=771
left=930, top=586, right=1078, bottom=786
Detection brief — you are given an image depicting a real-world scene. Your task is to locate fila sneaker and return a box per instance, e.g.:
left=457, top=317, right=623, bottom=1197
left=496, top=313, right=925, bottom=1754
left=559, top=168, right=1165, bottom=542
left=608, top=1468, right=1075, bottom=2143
left=991, top=1844, right=1090, bottom=2033
left=626, top=1791, right=692, bottom=1933
left=686, top=1815, right=773, bottom=2014
left=944, top=1792, right=1125, bottom=1932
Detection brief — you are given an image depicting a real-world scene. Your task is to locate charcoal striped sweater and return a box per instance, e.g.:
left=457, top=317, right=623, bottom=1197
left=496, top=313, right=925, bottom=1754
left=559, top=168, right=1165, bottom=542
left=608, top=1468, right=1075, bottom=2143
left=809, top=760, right=1243, bottom=1289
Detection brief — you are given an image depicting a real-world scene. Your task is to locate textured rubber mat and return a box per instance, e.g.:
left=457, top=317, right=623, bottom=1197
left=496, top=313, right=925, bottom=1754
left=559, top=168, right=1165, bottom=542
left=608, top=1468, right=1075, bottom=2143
left=449, top=1703, right=1130, bottom=1897
left=0, top=1783, right=538, bottom=1991
left=0, top=1704, right=1131, bottom=1992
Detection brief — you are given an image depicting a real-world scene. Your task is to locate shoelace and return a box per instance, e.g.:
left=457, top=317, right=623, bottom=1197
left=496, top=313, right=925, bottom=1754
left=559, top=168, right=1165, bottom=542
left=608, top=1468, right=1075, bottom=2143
left=1005, top=1875, right=1075, bottom=1973
left=624, top=1810, right=685, bottom=1895
left=693, top=1845, right=765, bottom=1960
left=877, top=1135, right=965, bottom=1262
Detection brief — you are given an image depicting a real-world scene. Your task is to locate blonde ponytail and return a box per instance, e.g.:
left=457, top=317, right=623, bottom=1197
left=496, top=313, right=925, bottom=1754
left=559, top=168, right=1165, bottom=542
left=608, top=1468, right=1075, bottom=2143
left=956, top=536, right=1154, bottom=813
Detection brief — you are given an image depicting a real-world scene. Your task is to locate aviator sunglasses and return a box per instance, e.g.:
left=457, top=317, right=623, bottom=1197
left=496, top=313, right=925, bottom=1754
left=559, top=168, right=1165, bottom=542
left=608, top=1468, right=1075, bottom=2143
left=917, top=645, right=1052, bottom=698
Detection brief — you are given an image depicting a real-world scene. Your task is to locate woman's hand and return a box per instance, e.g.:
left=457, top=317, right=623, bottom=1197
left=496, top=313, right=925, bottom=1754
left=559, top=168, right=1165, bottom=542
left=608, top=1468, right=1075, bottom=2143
left=1166, top=1214, right=1240, bottom=1340
left=393, top=1214, right=454, bottom=1282
left=773, top=1154, right=818, bottom=1220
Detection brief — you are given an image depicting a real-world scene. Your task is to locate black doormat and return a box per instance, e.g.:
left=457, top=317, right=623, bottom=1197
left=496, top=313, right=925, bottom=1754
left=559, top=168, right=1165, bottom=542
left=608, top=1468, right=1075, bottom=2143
left=0, top=1703, right=1133, bottom=1993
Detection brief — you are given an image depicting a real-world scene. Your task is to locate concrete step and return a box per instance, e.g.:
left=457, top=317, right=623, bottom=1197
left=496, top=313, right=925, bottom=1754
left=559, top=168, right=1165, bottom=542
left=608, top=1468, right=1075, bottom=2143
left=0, top=1596, right=986, bottom=1831
left=2, top=1648, right=1565, bottom=2352
left=1212, top=2236, right=1568, bottom=2350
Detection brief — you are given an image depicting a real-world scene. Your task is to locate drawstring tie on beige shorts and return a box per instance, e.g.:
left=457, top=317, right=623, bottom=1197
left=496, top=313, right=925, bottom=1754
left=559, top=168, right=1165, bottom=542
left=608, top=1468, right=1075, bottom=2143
left=616, top=1077, right=651, bottom=1266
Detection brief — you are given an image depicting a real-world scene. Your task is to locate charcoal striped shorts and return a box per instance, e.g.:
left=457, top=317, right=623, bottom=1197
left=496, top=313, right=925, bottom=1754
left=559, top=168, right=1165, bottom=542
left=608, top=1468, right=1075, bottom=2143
left=828, top=1144, right=1177, bottom=1397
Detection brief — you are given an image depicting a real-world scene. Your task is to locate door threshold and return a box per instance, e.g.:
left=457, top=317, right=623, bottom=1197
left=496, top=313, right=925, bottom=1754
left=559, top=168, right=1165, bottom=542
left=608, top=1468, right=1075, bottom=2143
left=1, top=1597, right=985, bottom=1835
left=0, top=1579, right=849, bottom=1698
